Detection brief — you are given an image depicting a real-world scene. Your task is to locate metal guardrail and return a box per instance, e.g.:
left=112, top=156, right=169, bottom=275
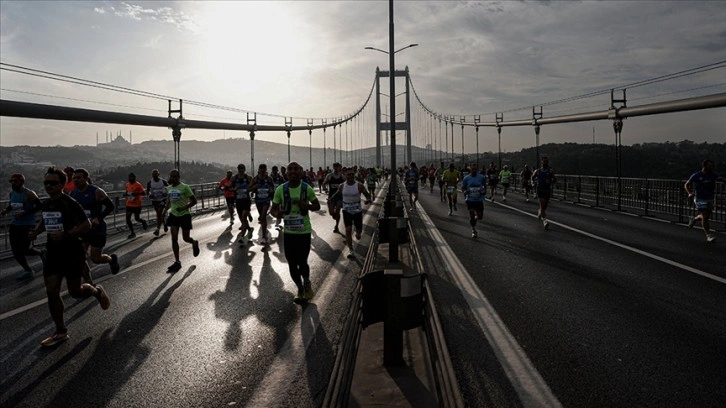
left=0, top=182, right=228, bottom=253
left=508, top=174, right=725, bottom=230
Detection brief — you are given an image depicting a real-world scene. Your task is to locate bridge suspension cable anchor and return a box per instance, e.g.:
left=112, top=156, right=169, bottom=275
left=247, top=112, right=257, bottom=171
left=532, top=107, right=543, bottom=166
left=496, top=113, right=504, bottom=169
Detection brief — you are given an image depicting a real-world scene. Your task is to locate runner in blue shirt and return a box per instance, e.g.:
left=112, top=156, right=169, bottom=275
left=685, top=159, right=722, bottom=243
left=461, top=163, right=487, bottom=238
left=405, top=162, right=419, bottom=209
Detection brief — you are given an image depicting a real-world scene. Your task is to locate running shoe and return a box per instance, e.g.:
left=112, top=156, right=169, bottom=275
left=448, top=209, right=453, bottom=216
left=164, top=224, right=169, bottom=233
left=40, top=331, right=69, bottom=347
left=355, top=231, right=362, bottom=240
left=294, top=288, right=306, bottom=303
left=333, top=226, right=340, bottom=234
left=502, top=196, right=507, bottom=202
left=347, top=248, right=355, bottom=259
left=110, top=254, right=120, bottom=275
left=246, top=227, right=254, bottom=239
left=127, top=232, right=136, bottom=239
left=16, top=269, right=34, bottom=280
left=303, top=281, right=315, bottom=300
left=471, top=229, right=478, bottom=238
left=453, top=204, right=458, bottom=212
left=167, top=261, right=182, bottom=272
left=153, top=229, right=160, bottom=236
left=707, top=234, right=716, bottom=243
left=543, top=219, right=549, bottom=230
left=141, top=219, right=148, bottom=230
left=95, top=284, right=111, bottom=310
left=526, top=198, right=530, bottom=202
left=192, top=240, right=200, bottom=257
left=687, top=217, right=695, bottom=228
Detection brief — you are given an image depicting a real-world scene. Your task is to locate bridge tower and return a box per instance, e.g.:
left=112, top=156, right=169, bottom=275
left=374, top=67, right=411, bottom=168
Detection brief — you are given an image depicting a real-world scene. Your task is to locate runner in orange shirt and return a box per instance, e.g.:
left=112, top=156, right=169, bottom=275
left=125, top=172, right=147, bottom=239
left=219, top=170, right=236, bottom=225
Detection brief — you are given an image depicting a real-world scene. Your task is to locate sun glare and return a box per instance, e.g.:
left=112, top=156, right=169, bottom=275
left=196, top=2, right=311, bottom=100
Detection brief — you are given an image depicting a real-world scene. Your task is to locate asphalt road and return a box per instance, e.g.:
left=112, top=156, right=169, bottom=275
left=2, top=181, right=724, bottom=408
left=410, top=183, right=725, bottom=408
left=0, top=191, right=378, bottom=408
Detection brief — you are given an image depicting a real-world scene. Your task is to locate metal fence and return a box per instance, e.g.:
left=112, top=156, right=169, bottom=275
left=1, top=182, right=227, bottom=253
left=509, top=174, right=725, bottom=229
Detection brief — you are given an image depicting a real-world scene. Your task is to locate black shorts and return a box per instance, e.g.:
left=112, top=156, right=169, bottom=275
left=166, top=213, right=193, bottom=230
left=81, top=227, right=107, bottom=248
left=488, top=180, right=499, bottom=187
left=152, top=200, right=166, bottom=210
left=255, top=201, right=270, bottom=214
left=343, top=211, right=363, bottom=230
left=44, top=243, right=85, bottom=279
left=225, top=197, right=235, bottom=207
left=524, top=183, right=532, bottom=192
left=235, top=199, right=252, bottom=213
left=126, top=206, right=142, bottom=216
left=502, top=183, right=510, bottom=189
left=466, top=201, right=484, bottom=212
left=537, top=191, right=551, bottom=200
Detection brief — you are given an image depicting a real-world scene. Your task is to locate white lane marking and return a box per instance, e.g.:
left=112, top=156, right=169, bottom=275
left=497, top=202, right=726, bottom=285
left=417, top=205, right=563, bottom=408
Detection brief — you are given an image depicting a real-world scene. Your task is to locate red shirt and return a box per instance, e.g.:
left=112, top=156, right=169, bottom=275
left=219, top=177, right=235, bottom=198
left=125, top=181, right=145, bottom=207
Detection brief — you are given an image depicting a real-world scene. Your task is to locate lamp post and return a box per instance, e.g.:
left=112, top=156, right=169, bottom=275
left=365, top=14, right=418, bottom=264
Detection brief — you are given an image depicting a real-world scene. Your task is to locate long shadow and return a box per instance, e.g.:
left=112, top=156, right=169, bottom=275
left=1, top=337, right=93, bottom=407
left=300, top=303, right=334, bottom=407
left=205, top=224, right=235, bottom=260
left=42, top=266, right=195, bottom=406
left=0, top=293, right=100, bottom=370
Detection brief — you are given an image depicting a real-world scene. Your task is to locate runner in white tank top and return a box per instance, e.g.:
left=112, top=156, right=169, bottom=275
left=339, top=169, right=372, bottom=258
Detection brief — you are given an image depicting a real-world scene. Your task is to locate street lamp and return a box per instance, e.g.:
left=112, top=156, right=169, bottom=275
left=364, top=44, right=419, bottom=55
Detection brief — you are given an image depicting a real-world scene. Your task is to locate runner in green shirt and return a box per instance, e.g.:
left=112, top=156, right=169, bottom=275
left=162, top=169, right=200, bottom=272
left=271, top=161, right=322, bottom=303
left=499, top=165, right=512, bottom=201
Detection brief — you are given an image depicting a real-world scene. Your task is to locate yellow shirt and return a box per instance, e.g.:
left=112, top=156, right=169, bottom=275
left=442, top=169, right=460, bottom=187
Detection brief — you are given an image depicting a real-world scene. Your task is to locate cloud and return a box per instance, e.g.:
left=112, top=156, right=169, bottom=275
left=94, top=2, right=199, bottom=33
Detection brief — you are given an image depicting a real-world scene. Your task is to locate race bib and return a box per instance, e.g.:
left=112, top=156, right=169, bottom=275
left=257, top=188, right=269, bottom=199
left=284, top=214, right=305, bottom=231
left=168, top=189, right=182, bottom=202
left=447, top=186, right=456, bottom=194
left=343, top=201, right=362, bottom=213
left=10, top=202, right=23, bottom=215
left=42, top=211, right=64, bottom=232
left=236, top=188, right=248, bottom=199
left=84, top=209, right=92, bottom=218
left=468, top=187, right=481, bottom=198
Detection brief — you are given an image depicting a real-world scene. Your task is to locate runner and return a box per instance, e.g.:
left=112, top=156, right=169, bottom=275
left=520, top=165, right=533, bottom=202
left=124, top=172, right=147, bottom=239
left=271, top=166, right=286, bottom=230
left=486, top=163, right=499, bottom=200
left=232, top=164, right=255, bottom=245
left=442, top=163, right=460, bottom=216
left=1, top=173, right=44, bottom=280
left=270, top=161, right=321, bottom=303
left=316, top=167, right=327, bottom=193
left=428, top=164, right=437, bottom=193
left=365, top=167, right=377, bottom=198
left=249, top=164, right=275, bottom=245
left=162, top=169, right=200, bottom=272
left=29, top=166, right=110, bottom=347
left=461, top=163, right=487, bottom=238
left=532, top=156, right=556, bottom=230
left=339, top=168, right=373, bottom=259
left=70, top=168, right=120, bottom=283
left=436, top=162, right=446, bottom=202
left=322, top=162, right=345, bottom=233
left=62, top=166, right=76, bottom=194
left=146, top=169, right=168, bottom=236
left=219, top=170, right=236, bottom=225
left=499, top=165, right=512, bottom=201
left=685, top=159, right=722, bottom=243
left=405, top=162, right=419, bottom=209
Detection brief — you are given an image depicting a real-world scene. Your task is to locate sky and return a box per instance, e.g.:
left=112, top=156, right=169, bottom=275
left=1, top=0, right=725, bottom=154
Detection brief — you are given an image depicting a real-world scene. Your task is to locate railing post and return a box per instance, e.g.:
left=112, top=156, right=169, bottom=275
left=200, top=183, right=205, bottom=210
left=577, top=175, right=582, bottom=203
left=595, top=177, right=600, bottom=207
left=644, top=178, right=649, bottom=216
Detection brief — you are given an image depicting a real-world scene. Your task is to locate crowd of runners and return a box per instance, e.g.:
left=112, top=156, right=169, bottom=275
left=2, top=158, right=720, bottom=346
